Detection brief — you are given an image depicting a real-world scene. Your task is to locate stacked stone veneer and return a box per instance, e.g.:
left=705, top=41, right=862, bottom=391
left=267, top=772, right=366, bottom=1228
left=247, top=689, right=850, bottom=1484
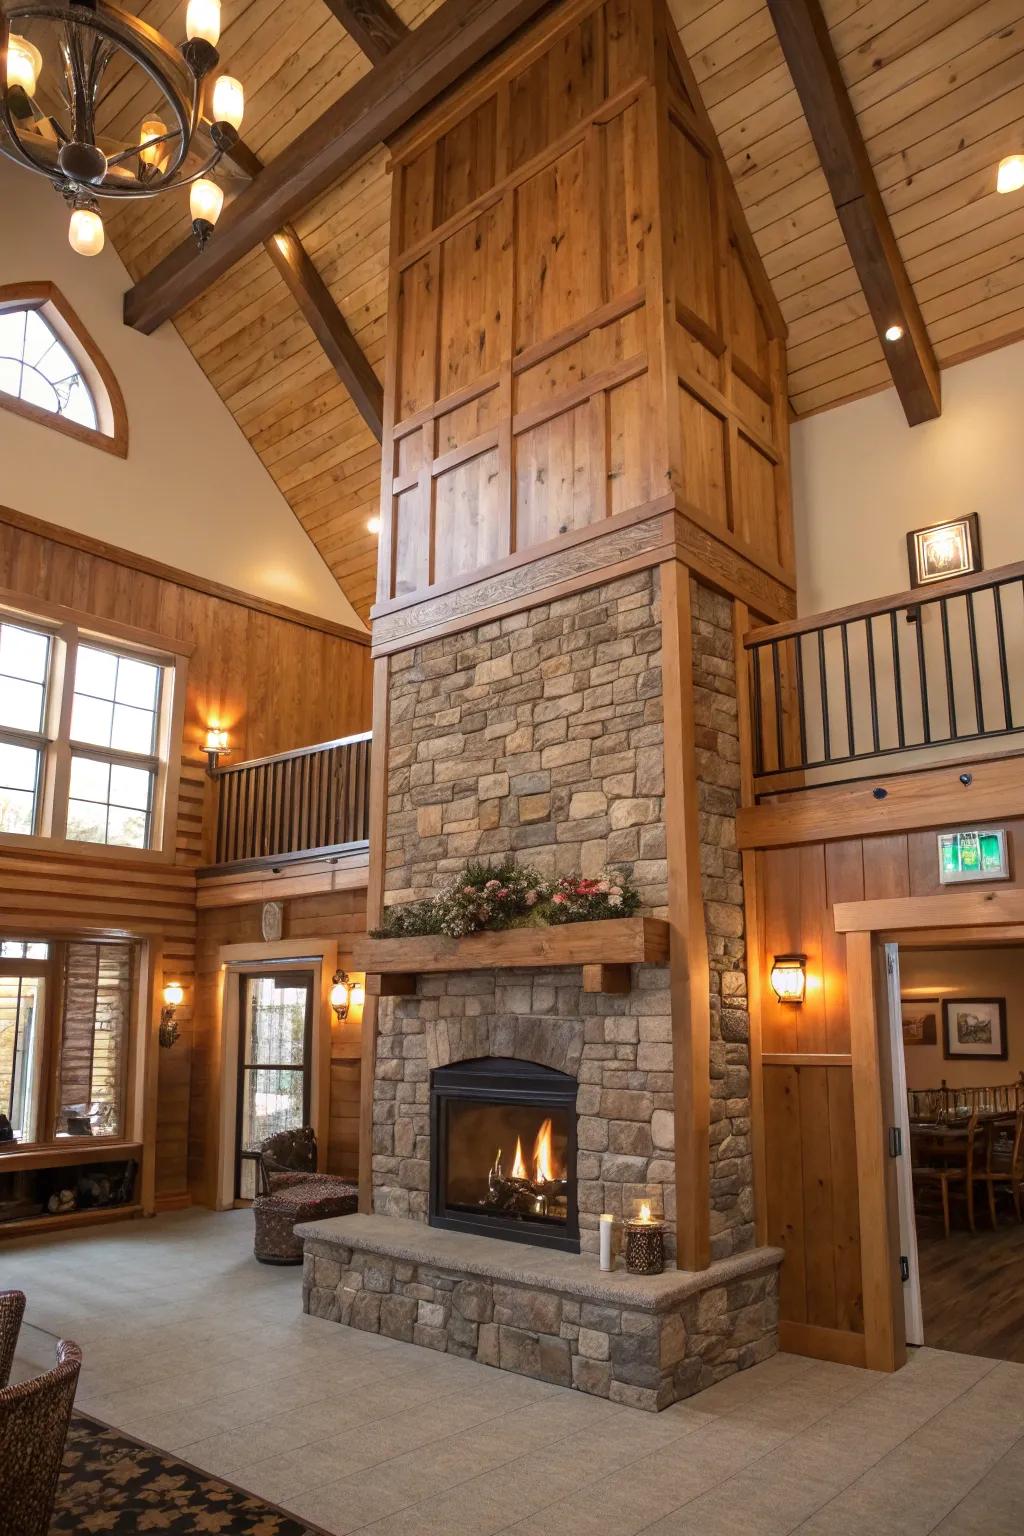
left=302, top=1233, right=779, bottom=1411
left=372, top=569, right=754, bottom=1264
left=691, top=583, right=754, bottom=1260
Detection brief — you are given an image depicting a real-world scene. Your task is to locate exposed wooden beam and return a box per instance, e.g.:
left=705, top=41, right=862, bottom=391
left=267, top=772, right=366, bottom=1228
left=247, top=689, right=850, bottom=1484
left=765, top=0, right=940, bottom=426
left=222, top=141, right=383, bottom=440
left=324, top=0, right=409, bottom=63
left=265, top=228, right=384, bottom=441
left=124, top=0, right=551, bottom=335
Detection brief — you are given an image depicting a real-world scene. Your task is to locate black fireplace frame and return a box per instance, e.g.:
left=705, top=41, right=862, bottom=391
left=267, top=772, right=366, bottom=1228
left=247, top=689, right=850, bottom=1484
left=429, top=1057, right=579, bottom=1253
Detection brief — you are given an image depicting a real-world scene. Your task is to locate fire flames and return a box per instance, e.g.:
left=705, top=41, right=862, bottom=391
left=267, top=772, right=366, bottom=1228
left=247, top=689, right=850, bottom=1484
left=506, top=1118, right=556, bottom=1183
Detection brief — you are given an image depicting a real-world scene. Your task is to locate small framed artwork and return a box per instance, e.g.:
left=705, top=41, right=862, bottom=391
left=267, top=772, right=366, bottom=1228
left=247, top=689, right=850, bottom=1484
left=907, top=513, right=982, bottom=588
left=937, top=827, right=1010, bottom=884
left=901, top=999, right=939, bottom=1047
left=942, top=997, right=1008, bottom=1061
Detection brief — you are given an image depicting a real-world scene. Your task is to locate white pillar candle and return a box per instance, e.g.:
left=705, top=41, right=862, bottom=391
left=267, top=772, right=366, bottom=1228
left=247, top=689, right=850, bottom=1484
left=599, top=1213, right=614, bottom=1271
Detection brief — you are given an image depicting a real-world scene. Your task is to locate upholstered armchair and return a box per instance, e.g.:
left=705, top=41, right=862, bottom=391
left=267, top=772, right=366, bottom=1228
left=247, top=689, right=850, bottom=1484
left=0, top=1290, right=26, bottom=1390
left=0, top=1333, right=82, bottom=1536
left=252, top=1125, right=357, bottom=1265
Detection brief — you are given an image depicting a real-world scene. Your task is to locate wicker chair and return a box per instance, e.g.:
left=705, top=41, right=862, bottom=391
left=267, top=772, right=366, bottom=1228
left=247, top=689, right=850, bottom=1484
left=0, top=1335, right=82, bottom=1536
left=252, top=1126, right=358, bottom=1265
left=0, top=1290, right=26, bottom=1390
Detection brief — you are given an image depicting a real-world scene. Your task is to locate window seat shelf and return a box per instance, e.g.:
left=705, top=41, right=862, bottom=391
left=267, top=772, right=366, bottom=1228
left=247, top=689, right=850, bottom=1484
left=353, top=916, right=670, bottom=995
left=0, top=1140, right=143, bottom=1174
left=0, top=1203, right=143, bottom=1239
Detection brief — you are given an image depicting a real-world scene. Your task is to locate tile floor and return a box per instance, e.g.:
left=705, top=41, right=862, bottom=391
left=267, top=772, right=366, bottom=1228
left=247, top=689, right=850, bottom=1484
left=5, top=1207, right=1024, bottom=1535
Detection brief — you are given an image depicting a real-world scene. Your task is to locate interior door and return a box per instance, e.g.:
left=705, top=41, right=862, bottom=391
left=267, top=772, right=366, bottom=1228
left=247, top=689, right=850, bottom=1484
left=883, top=942, right=925, bottom=1347
left=235, top=970, right=314, bottom=1200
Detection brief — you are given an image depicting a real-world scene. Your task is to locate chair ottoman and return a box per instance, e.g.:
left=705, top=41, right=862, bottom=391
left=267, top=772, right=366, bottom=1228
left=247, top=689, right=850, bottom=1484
left=253, top=1177, right=358, bottom=1265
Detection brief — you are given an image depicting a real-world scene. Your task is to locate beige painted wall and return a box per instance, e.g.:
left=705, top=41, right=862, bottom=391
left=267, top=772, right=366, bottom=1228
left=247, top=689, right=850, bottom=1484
left=0, top=157, right=364, bottom=630
left=791, top=342, right=1024, bottom=617
left=900, top=946, right=1024, bottom=1090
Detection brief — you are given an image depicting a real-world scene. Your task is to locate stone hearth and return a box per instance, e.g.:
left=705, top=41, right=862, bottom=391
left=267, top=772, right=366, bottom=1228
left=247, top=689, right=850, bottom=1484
left=299, top=1215, right=782, bottom=1413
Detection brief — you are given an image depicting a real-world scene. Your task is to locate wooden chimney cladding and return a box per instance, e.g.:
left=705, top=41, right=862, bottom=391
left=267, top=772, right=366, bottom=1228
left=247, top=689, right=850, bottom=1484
left=375, top=0, right=793, bottom=625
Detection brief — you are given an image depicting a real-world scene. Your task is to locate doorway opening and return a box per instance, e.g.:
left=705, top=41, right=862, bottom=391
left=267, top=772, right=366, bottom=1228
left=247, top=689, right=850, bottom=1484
left=235, top=970, right=314, bottom=1201
left=887, top=940, right=1024, bottom=1363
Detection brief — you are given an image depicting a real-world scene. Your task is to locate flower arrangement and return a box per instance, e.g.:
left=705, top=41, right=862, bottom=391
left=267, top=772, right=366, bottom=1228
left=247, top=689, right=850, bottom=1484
left=546, top=873, right=639, bottom=924
left=371, top=858, right=639, bottom=939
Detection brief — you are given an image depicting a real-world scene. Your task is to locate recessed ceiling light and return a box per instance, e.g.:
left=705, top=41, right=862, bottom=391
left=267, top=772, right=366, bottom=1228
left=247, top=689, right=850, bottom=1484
left=884, top=324, right=904, bottom=342
left=997, top=155, right=1024, bottom=194
left=367, top=516, right=381, bottom=535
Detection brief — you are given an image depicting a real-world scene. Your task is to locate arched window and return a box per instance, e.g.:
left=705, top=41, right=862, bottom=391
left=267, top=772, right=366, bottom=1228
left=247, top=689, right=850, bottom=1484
left=0, top=283, right=127, bottom=457
left=0, top=305, right=97, bottom=428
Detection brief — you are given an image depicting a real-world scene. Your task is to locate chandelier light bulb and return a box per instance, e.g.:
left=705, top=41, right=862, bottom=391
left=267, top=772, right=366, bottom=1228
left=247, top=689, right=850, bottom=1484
left=186, top=0, right=221, bottom=47
left=139, top=118, right=170, bottom=171
left=68, top=207, right=104, bottom=257
left=212, top=74, right=244, bottom=130
left=7, top=33, right=42, bottom=96
left=190, top=176, right=223, bottom=226
left=996, top=155, right=1024, bottom=194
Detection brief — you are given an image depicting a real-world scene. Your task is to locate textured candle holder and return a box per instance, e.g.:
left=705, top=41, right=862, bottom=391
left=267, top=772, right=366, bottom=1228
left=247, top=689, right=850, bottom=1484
left=624, top=1218, right=665, bottom=1275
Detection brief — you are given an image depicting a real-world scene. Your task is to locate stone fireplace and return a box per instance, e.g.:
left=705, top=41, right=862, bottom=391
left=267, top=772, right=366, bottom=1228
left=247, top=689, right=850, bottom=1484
left=300, top=0, right=793, bottom=1412
left=430, top=1057, right=578, bottom=1252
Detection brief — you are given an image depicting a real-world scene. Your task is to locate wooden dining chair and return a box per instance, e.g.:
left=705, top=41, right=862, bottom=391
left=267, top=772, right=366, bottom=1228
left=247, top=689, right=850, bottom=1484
left=974, top=1109, right=1024, bottom=1228
left=912, top=1112, right=981, bottom=1239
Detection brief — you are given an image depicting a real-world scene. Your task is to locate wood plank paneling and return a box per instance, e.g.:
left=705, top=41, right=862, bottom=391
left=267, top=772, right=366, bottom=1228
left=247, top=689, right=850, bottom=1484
left=193, top=887, right=368, bottom=1197
left=0, top=512, right=371, bottom=1202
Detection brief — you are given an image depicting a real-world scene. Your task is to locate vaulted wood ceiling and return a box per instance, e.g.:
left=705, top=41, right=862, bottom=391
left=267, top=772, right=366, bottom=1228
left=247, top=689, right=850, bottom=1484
left=106, top=0, right=1024, bottom=621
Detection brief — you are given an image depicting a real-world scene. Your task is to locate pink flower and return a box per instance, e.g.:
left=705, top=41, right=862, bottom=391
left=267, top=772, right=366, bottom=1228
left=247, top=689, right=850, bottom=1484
left=596, top=879, right=610, bottom=893
left=552, top=892, right=567, bottom=904
left=485, top=879, right=501, bottom=891
left=525, top=890, right=538, bottom=905
left=463, top=885, right=475, bottom=895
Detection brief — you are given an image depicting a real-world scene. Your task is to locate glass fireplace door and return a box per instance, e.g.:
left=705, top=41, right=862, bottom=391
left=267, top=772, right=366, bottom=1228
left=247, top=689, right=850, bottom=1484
left=235, top=971, right=314, bottom=1200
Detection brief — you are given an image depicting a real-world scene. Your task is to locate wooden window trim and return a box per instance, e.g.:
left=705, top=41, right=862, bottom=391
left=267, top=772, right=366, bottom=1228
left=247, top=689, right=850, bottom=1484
left=0, top=282, right=129, bottom=458
left=0, top=595, right=189, bottom=863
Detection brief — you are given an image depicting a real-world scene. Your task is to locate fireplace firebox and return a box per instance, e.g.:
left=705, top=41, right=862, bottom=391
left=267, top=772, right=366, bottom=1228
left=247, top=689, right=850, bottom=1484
left=429, top=1058, right=579, bottom=1252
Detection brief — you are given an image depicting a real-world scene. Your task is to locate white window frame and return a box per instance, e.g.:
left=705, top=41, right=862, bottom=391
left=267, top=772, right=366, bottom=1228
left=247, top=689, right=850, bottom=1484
left=0, top=591, right=189, bottom=860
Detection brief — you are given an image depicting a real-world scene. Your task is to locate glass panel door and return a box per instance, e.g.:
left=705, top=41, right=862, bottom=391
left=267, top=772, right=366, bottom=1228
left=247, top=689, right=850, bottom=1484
left=235, top=971, right=314, bottom=1200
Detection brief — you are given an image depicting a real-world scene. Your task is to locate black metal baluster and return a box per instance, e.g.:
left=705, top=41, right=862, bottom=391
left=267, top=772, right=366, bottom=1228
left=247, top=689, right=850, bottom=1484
left=840, top=621, right=855, bottom=759
left=771, top=641, right=785, bottom=772
left=794, top=634, right=808, bottom=768
left=890, top=609, right=906, bottom=750
left=915, top=600, right=932, bottom=744
left=865, top=616, right=880, bottom=754
left=817, top=626, right=832, bottom=763
left=993, top=581, right=1014, bottom=731
left=965, top=590, right=984, bottom=735
left=939, top=597, right=957, bottom=740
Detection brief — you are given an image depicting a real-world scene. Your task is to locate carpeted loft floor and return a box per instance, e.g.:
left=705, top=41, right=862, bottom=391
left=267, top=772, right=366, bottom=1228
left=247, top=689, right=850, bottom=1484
left=5, top=1208, right=1024, bottom=1535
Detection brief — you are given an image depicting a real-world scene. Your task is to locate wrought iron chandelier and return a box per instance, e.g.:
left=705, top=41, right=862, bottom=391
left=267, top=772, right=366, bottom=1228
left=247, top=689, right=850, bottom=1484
left=0, top=0, right=245, bottom=256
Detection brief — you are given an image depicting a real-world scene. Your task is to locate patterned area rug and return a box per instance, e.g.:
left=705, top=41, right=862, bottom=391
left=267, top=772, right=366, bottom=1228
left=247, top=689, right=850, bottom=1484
left=53, top=1413, right=330, bottom=1534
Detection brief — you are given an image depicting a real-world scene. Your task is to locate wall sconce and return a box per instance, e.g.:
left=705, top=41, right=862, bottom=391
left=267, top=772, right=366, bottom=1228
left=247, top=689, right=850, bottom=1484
left=159, top=981, right=185, bottom=1047
left=770, top=954, right=806, bottom=1005
left=204, top=726, right=229, bottom=774
left=330, top=971, right=365, bottom=1021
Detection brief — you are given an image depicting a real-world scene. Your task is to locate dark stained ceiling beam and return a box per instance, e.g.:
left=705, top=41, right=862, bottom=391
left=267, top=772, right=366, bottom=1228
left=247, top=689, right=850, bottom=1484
left=323, top=0, right=409, bottom=63
left=765, top=0, right=940, bottom=426
left=124, top=0, right=552, bottom=335
left=266, top=228, right=384, bottom=440
left=224, top=141, right=383, bottom=441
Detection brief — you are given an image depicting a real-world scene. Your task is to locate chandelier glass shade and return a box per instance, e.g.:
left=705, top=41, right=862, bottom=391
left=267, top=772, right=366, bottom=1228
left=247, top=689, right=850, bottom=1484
left=0, top=0, right=244, bottom=254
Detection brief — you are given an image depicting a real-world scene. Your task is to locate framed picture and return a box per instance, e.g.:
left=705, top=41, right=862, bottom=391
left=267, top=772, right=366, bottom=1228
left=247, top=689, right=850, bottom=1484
left=942, top=997, right=1008, bottom=1061
left=907, top=513, right=982, bottom=588
left=901, top=999, right=938, bottom=1047
left=937, top=828, right=1010, bottom=884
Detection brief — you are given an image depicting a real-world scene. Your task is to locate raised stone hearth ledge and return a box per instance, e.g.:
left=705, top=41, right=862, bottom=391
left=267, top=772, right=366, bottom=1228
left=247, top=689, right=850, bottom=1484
left=297, top=1214, right=782, bottom=1412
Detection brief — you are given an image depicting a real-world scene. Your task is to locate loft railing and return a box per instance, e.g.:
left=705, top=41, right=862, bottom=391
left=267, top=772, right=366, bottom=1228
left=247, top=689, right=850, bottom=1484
left=745, top=561, right=1024, bottom=791
left=211, top=731, right=371, bottom=868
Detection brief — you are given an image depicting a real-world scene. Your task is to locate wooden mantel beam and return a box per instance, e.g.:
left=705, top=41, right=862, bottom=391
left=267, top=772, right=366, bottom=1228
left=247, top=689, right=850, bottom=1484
left=765, top=0, right=940, bottom=426
left=123, top=0, right=551, bottom=335
left=323, top=0, right=410, bottom=62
